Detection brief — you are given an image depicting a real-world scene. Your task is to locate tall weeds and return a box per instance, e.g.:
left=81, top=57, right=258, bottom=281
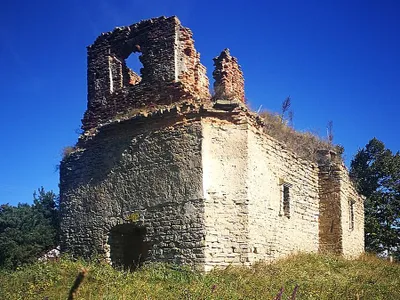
left=0, top=253, right=398, bottom=299
left=260, top=111, right=343, bottom=162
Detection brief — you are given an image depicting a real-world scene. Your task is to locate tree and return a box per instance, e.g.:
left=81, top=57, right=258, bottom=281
left=350, top=138, right=400, bottom=258
left=0, top=188, right=59, bottom=269
left=280, top=96, right=292, bottom=124
left=327, top=120, right=334, bottom=144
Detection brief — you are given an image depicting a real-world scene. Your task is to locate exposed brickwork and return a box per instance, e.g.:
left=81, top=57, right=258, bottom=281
left=212, top=49, right=245, bottom=102
left=60, top=16, right=364, bottom=271
left=83, top=16, right=210, bottom=131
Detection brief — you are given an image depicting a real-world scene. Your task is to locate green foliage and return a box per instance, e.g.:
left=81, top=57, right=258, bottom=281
left=0, top=188, right=59, bottom=269
left=350, top=138, right=400, bottom=258
left=125, top=212, right=140, bottom=223
left=0, top=253, right=398, bottom=299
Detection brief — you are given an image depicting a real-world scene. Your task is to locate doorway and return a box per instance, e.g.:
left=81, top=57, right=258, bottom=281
left=109, top=224, right=149, bottom=271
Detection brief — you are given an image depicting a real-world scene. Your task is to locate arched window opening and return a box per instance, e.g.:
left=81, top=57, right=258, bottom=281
left=124, top=51, right=143, bottom=86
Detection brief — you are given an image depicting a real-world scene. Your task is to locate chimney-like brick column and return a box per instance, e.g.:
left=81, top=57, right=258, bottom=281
left=212, top=49, right=245, bottom=102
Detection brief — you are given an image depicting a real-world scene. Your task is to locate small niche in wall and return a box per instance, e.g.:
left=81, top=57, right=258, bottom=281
left=349, top=199, right=355, bottom=230
left=279, top=179, right=292, bottom=218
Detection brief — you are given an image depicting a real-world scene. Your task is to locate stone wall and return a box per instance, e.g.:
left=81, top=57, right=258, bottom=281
left=246, top=127, right=320, bottom=262
left=202, top=119, right=250, bottom=271
left=61, top=106, right=364, bottom=269
left=199, top=113, right=363, bottom=270
left=201, top=117, right=320, bottom=270
left=60, top=115, right=206, bottom=267
left=338, top=164, right=365, bottom=257
left=317, top=152, right=343, bottom=254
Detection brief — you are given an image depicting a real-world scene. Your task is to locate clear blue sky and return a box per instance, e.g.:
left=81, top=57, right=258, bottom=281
left=1, top=0, right=399, bottom=205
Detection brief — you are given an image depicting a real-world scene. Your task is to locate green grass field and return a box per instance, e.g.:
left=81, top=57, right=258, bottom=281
left=0, top=253, right=399, bottom=299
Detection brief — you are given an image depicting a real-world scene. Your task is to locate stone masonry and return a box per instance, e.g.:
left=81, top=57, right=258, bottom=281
left=60, top=16, right=364, bottom=271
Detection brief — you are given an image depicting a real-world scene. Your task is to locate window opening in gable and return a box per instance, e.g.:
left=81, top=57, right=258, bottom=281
left=283, top=184, right=291, bottom=218
left=124, top=51, right=143, bottom=86
left=279, top=179, right=292, bottom=218
left=349, top=200, right=355, bottom=230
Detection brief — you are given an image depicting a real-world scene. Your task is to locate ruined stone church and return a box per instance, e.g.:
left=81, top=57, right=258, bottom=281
left=60, top=16, right=364, bottom=271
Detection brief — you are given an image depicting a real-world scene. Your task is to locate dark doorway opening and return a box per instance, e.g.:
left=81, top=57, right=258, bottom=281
left=109, top=224, right=149, bottom=271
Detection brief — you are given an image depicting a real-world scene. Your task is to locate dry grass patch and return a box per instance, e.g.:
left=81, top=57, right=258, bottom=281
left=260, top=111, right=343, bottom=163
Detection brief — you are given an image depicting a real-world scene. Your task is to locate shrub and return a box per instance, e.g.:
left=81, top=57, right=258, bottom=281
left=62, top=146, right=76, bottom=159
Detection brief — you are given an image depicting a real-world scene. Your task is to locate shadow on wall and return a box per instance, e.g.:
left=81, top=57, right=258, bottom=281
left=61, top=115, right=183, bottom=190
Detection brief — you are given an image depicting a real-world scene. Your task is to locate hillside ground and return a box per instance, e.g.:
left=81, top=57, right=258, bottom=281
left=0, top=253, right=399, bottom=299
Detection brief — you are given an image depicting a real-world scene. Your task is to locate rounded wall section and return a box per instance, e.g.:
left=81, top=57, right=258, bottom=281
left=60, top=117, right=206, bottom=266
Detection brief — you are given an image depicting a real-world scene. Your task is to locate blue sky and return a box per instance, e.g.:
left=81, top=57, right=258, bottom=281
left=1, top=0, right=399, bottom=205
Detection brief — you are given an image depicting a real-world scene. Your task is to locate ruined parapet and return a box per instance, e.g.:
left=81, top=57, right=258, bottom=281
left=176, top=25, right=210, bottom=98
left=83, top=16, right=210, bottom=131
left=212, top=49, right=245, bottom=103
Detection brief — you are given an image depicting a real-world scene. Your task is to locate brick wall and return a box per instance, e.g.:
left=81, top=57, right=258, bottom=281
left=83, top=16, right=210, bottom=131
left=213, top=49, right=245, bottom=102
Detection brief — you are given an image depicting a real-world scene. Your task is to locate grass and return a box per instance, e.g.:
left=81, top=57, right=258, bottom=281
left=0, top=253, right=399, bottom=299
left=260, top=111, right=343, bottom=163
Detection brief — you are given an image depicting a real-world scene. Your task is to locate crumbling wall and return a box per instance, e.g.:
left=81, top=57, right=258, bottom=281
left=212, top=49, right=245, bottom=102
left=60, top=15, right=365, bottom=270
left=200, top=115, right=363, bottom=268
left=61, top=105, right=364, bottom=269
left=200, top=116, right=320, bottom=269
left=83, top=16, right=210, bottom=131
left=60, top=116, right=206, bottom=267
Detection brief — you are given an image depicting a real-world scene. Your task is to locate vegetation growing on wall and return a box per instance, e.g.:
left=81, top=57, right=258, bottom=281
left=260, top=110, right=343, bottom=163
